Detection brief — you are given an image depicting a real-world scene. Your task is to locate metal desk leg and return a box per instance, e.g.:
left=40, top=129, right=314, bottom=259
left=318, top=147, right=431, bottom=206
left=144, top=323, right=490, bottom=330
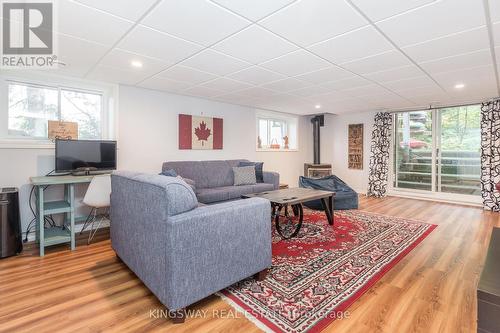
left=37, top=186, right=45, bottom=257
left=69, top=184, right=75, bottom=250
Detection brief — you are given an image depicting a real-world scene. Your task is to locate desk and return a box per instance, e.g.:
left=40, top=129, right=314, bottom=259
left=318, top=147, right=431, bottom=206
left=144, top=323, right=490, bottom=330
left=30, top=175, right=95, bottom=256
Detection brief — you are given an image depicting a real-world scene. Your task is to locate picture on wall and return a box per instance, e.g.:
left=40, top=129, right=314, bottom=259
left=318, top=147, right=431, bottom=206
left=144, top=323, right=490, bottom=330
left=348, top=123, right=363, bottom=169
left=178, top=114, right=223, bottom=150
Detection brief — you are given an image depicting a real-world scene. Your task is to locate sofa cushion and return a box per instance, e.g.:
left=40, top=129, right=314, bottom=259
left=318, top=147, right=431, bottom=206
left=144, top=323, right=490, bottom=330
left=160, top=169, right=177, bottom=177
left=196, top=183, right=274, bottom=204
left=163, top=160, right=248, bottom=189
left=250, top=183, right=274, bottom=193
left=233, top=166, right=257, bottom=185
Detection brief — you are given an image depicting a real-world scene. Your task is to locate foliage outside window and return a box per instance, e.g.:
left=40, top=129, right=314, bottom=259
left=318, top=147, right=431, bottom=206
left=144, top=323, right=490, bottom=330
left=257, top=115, right=298, bottom=151
left=393, top=105, right=481, bottom=196
left=7, top=82, right=103, bottom=140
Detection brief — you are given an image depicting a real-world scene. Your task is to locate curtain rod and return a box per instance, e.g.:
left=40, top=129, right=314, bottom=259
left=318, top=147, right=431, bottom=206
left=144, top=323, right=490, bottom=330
left=384, top=97, right=500, bottom=114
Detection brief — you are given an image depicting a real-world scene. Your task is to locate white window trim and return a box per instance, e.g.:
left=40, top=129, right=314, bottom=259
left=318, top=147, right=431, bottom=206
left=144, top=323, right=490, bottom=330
left=255, top=111, right=299, bottom=152
left=0, top=72, right=118, bottom=149
left=387, top=109, right=482, bottom=206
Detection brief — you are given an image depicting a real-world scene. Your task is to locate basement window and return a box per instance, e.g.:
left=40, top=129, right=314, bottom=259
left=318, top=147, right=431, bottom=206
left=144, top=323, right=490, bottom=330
left=256, top=113, right=298, bottom=151
left=0, top=74, right=117, bottom=147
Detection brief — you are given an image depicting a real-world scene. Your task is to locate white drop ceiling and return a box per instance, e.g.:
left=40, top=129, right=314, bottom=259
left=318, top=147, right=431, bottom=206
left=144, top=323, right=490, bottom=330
left=12, top=0, right=500, bottom=115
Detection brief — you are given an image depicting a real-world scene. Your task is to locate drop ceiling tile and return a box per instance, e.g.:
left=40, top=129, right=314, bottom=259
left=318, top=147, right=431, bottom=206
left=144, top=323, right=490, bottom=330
left=432, top=65, right=497, bottom=91
left=397, top=85, right=449, bottom=101
left=55, top=34, right=109, bottom=77
left=366, top=97, right=416, bottom=110
left=350, top=0, right=436, bottom=22
left=260, top=78, right=312, bottom=92
left=100, top=49, right=170, bottom=77
left=199, top=77, right=254, bottom=92
left=117, top=25, right=203, bottom=64
left=360, top=92, right=415, bottom=108
left=341, top=83, right=390, bottom=97
left=73, top=0, right=157, bottom=21
left=294, top=67, right=354, bottom=84
left=216, top=92, right=267, bottom=106
left=419, top=49, right=493, bottom=75
left=402, top=26, right=490, bottom=63
left=138, top=76, right=193, bottom=92
left=365, top=65, right=424, bottom=83
left=183, top=86, right=225, bottom=98
left=142, top=0, right=250, bottom=46
left=376, top=0, right=485, bottom=47
left=490, top=0, right=500, bottom=23
left=341, top=51, right=412, bottom=74
left=227, top=66, right=287, bottom=85
left=87, top=65, right=151, bottom=85
left=308, top=26, right=393, bottom=64
left=210, top=0, right=295, bottom=21
left=289, top=85, right=330, bottom=98
left=260, top=0, right=367, bottom=47
left=180, top=49, right=251, bottom=76
left=234, top=86, right=277, bottom=98
left=320, top=76, right=372, bottom=90
left=494, top=22, right=500, bottom=46
left=212, top=25, right=297, bottom=64
left=156, top=65, right=217, bottom=84
left=260, top=50, right=330, bottom=76
left=315, top=90, right=354, bottom=102
left=57, top=0, right=134, bottom=45
left=383, top=76, right=440, bottom=91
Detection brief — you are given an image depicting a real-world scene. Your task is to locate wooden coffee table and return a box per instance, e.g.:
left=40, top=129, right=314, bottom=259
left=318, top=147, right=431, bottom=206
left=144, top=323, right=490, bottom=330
left=243, top=188, right=335, bottom=239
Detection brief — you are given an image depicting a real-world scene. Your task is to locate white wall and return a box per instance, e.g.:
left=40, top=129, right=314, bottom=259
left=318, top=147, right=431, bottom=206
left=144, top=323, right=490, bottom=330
left=321, top=111, right=377, bottom=194
left=1, top=84, right=313, bottom=237
left=118, top=85, right=312, bottom=186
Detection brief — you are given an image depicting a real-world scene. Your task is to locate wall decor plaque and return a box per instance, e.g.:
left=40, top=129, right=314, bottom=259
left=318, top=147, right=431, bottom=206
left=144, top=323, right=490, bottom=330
left=348, top=124, right=363, bottom=169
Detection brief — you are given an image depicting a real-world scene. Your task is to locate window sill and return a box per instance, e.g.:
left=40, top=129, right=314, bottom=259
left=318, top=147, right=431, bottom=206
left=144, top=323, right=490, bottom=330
left=256, top=148, right=299, bottom=152
left=388, top=188, right=482, bottom=207
left=0, top=139, right=55, bottom=149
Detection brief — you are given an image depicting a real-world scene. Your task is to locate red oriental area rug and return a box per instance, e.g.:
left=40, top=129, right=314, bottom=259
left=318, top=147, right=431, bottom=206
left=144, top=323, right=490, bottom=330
left=220, top=209, right=436, bottom=333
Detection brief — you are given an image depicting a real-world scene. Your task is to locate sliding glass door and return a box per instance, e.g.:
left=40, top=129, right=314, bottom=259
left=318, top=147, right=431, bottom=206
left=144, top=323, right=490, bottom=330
left=393, top=105, right=481, bottom=196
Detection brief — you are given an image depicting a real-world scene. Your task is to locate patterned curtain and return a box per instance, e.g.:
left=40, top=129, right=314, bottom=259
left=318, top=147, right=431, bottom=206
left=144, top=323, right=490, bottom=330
left=367, top=112, right=393, bottom=197
left=481, top=99, right=500, bottom=211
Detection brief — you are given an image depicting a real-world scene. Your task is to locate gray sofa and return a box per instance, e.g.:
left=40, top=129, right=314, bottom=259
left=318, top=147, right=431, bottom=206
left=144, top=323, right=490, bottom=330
left=162, top=159, right=279, bottom=204
left=110, top=171, right=272, bottom=322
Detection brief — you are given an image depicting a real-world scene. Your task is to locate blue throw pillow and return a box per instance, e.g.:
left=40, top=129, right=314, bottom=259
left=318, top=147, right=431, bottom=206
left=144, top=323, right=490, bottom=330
left=239, top=161, right=264, bottom=183
left=159, top=169, right=177, bottom=177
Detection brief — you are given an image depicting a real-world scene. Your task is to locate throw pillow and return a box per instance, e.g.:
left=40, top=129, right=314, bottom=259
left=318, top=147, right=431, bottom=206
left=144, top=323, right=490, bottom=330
left=233, top=166, right=257, bottom=186
left=160, top=169, right=177, bottom=177
left=176, top=175, right=196, bottom=191
left=239, top=161, right=264, bottom=183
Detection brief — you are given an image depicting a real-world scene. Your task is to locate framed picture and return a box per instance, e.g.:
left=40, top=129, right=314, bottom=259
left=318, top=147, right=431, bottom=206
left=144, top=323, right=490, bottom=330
left=178, top=114, right=223, bottom=150
left=348, top=124, right=363, bottom=169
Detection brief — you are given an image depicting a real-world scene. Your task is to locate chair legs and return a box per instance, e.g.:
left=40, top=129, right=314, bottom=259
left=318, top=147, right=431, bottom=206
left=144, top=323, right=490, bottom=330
left=80, top=207, right=96, bottom=235
left=81, top=207, right=109, bottom=244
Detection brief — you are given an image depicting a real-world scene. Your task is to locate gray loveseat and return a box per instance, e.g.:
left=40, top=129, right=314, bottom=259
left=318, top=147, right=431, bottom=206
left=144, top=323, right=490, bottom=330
left=110, top=171, right=272, bottom=322
left=162, top=159, right=279, bottom=204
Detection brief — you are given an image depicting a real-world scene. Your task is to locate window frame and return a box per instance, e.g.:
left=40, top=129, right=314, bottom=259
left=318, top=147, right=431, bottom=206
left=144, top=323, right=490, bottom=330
left=255, top=112, right=299, bottom=152
left=388, top=107, right=482, bottom=206
left=0, top=73, right=117, bottom=149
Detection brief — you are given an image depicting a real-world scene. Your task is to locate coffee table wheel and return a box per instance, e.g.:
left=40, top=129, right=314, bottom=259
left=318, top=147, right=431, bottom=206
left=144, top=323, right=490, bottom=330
left=275, top=203, right=303, bottom=239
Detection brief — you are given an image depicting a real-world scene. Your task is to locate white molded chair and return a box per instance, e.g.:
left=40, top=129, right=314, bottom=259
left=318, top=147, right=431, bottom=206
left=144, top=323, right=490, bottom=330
left=81, top=174, right=111, bottom=244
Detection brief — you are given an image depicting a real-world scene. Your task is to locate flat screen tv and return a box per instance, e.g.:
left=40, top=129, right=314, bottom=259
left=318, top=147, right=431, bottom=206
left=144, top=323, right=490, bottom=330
left=55, top=139, right=117, bottom=173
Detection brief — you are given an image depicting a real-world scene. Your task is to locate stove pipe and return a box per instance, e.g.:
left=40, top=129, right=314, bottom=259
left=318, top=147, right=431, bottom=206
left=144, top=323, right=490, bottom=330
left=311, top=115, right=324, bottom=165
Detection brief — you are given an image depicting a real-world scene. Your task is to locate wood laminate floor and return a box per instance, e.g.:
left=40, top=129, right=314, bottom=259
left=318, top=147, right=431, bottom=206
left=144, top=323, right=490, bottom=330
left=0, top=196, right=498, bottom=333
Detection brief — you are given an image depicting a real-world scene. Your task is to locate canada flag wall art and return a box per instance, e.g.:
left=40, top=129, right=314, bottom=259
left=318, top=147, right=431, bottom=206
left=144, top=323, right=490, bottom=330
left=178, top=114, right=223, bottom=150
